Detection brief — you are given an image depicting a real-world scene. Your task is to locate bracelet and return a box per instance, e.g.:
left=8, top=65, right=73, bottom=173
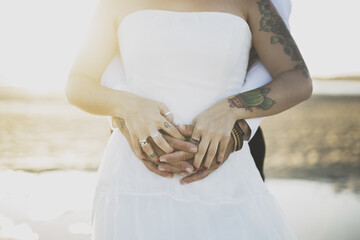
left=231, top=129, right=238, bottom=152
left=231, top=124, right=244, bottom=152
left=236, top=123, right=245, bottom=139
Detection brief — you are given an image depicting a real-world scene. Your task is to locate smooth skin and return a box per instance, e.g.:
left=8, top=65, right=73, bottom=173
left=66, top=0, right=312, bottom=183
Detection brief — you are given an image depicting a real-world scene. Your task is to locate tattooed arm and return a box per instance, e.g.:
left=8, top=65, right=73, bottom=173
left=190, top=0, right=312, bottom=170
left=227, top=0, right=312, bottom=120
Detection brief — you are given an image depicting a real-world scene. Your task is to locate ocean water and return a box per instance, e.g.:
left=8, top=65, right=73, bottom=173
left=312, top=80, right=360, bottom=95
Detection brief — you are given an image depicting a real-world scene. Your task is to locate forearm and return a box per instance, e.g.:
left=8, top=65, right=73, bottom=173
left=228, top=69, right=312, bottom=120
left=66, top=74, right=136, bottom=118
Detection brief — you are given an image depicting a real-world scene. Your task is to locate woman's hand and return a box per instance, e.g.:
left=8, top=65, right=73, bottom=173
left=112, top=117, right=195, bottom=178
left=180, top=130, right=236, bottom=185
left=121, top=95, right=185, bottom=162
left=190, top=100, right=238, bottom=170
left=159, top=123, right=245, bottom=185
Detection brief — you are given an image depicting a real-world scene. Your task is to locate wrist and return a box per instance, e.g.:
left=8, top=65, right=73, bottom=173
left=113, top=92, right=142, bottom=119
left=220, top=98, right=240, bottom=123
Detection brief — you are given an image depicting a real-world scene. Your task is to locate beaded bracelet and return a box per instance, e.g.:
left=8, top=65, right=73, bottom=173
left=231, top=129, right=238, bottom=152
left=231, top=123, right=245, bottom=152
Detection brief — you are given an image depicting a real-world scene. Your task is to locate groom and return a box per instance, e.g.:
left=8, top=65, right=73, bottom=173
left=107, top=0, right=292, bottom=183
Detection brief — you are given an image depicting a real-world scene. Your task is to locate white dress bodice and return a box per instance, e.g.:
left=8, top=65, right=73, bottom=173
left=118, top=10, right=251, bottom=124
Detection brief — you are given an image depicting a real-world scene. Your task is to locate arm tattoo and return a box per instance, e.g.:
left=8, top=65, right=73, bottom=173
left=228, top=88, right=275, bottom=111
left=257, top=0, right=309, bottom=78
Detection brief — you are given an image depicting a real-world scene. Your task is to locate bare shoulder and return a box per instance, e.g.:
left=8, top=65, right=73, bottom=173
left=232, top=0, right=257, bottom=21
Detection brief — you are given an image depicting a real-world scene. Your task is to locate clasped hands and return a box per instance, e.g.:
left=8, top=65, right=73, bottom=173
left=114, top=97, right=247, bottom=185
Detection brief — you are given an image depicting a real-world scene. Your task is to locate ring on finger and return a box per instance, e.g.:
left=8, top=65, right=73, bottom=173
left=151, top=131, right=161, bottom=138
left=139, top=139, right=148, bottom=147
left=190, top=137, right=201, bottom=145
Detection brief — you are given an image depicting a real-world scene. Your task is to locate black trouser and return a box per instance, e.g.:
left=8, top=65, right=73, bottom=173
left=248, top=127, right=266, bottom=181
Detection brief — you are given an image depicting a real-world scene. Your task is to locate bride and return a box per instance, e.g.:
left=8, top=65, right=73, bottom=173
left=66, top=0, right=312, bottom=239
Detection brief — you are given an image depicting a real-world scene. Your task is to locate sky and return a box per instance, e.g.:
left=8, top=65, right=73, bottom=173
left=0, top=0, right=359, bottom=90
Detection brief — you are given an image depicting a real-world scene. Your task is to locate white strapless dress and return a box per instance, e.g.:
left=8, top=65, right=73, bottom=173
left=91, top=10, right=296, bottom=240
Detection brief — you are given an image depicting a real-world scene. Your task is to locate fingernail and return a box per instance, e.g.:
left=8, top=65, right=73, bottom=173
left=167, top=175, right=173, bottom=178
left=216, top=161, right=221, bottom=165
left=181, top=181, right=188, bottom=185
left=186, top=168, right=193, bottom=173
left=203, top=166, right=208, bottom=170
left=159, top=157, right=167, bottom=162
left=190, top=146, right=197, bottom=153
left=159, top=167, right=165, bottom=171
left=194, top=167, right=198, bottom=171
left=181, top=173, right=187, bottom=177
left=178, top=124, right=185, bottom=130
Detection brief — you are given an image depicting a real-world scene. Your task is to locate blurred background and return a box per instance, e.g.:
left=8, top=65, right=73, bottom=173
left=0, top=0, right=359, bottom=239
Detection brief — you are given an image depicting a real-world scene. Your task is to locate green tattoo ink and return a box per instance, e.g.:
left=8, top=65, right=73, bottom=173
left=228, top=88, right=275, bottom=111
left=257, top=0, right=309, bottom=78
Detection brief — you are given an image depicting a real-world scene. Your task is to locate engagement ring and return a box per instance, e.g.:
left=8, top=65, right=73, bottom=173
left=139, top=139, right=148, bottom=147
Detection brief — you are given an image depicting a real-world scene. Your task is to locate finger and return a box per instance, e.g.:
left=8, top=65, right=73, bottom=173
left=177, top=124, right=194, bottom=137
left=203, top=139, right=220, bottom=169
left=163, top=112, right=174, bottom=125
left=189, top=125, right=201, bottom=146
left=159, top=151, right=194, bottom=164
left=160, top=158, right=195, bottom=174
left=163, top=134, right=197, bottom=153
left=192, top=138, right=210, bottom=170
left=174, top=160, right=195, bottom=174
left=157, top=163, right=184, bottom=174
left=150, top=131, right=174, bottom=154
left=139, top=137, right=159, bottom=162
left=147, top=137, right=166, bottom=157
left=216, top=136, right=231, bottom=165
left=129, top=131, right=147, bottom=161
left=141, top=159, right=173, bottom=178
left=180, top=169, right=213, bottom=185
left=159, top=116, right=186, bottom=140
left=159, top=103, right=175, bottom=125
left=113, top=117, right=125, bottom=129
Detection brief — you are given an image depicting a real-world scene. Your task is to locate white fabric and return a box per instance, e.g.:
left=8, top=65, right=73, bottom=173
left=93, top=6, right=296, bottom=240
left=102, top=0, right=292, bottom=140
